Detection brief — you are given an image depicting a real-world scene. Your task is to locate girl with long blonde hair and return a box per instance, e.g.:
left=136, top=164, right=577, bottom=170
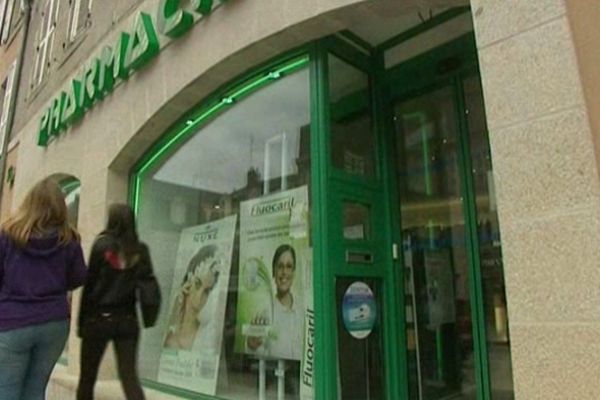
left=0, top=176, right=87, bottom=399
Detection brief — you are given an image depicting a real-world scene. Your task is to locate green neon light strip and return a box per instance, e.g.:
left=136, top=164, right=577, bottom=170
left=131, top=55, right=309, bottom=213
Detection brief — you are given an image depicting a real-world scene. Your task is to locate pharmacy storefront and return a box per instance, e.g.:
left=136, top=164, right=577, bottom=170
left=30, top=0, right=596, bottom=399
left=124, top=6, right=512, bottom=399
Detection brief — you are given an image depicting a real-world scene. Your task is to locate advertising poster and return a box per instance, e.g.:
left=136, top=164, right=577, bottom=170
left=424, top=249, right=456, bottom=329
left=300, top=251, right=314, bottom=400
left=234, top=185, right=310, bottom=364
left=342, top=281, right=377, bottom=340
left=158, top=215, right=237, bottom=395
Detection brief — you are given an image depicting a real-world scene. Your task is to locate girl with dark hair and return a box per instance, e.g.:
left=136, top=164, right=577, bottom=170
left=77, top=203, right=156, bottom=400
left=0, top=176, right=87, bottom=399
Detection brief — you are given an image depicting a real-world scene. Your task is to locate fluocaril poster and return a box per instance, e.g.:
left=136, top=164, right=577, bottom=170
left=158, top=215, right=237, bottom=395
left=234, top=186, right=310, bottom=363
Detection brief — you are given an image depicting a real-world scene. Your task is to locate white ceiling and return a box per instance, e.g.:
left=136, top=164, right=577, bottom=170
left=338, top=0, right=471, bottom=47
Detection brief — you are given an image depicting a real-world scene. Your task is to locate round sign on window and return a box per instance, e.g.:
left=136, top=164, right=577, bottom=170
left=342, top=281, right=377, bottom=339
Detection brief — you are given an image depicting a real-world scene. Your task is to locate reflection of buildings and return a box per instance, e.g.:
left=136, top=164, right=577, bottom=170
left=198, top=124, right=311, bottom=226
left=156, top=124, right=309, bottom=227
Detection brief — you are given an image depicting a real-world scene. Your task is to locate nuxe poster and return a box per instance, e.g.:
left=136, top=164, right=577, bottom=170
left=158, top=215, right=237, bottom=395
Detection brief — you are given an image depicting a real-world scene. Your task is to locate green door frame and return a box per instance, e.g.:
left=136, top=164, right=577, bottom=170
left=381, top=33, right=494, bottom=400
left=311, top=36, right=406, bottom=400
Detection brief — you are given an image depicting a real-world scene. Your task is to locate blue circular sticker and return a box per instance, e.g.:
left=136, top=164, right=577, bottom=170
left=342, top=281, right=377, bottom=339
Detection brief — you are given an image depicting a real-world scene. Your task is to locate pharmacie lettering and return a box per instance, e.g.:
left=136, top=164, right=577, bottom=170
left=38, top=0, right=230, bottom=147
left=250, top=197, right=295, bottom=217
left=156, top=0, right=219, bottom=37
left=303, top=308, right=315, bottom=387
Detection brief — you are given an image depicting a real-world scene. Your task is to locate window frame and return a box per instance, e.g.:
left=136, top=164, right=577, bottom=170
left=1, top=0, right=26, bottom=45
left=31, top=0, right=59, bottom=91
left=67, top=0, right=92, bottom=44
left=0, top=60, right=16, bottom=154
left=0, top=0, right=8, bottom=42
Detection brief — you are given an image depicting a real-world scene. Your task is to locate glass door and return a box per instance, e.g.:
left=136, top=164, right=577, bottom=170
left=394, top=85, right=479, bottom=400
left=315, top=33, right=514, bottom=400
left=385, top=36, right=515, bottom=400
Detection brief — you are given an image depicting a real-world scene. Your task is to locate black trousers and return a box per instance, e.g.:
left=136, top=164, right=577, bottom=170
left=76, top=316, right=145, bottom=400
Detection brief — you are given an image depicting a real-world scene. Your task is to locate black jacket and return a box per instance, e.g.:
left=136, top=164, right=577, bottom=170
left=78, top=233, right=154, bottom=335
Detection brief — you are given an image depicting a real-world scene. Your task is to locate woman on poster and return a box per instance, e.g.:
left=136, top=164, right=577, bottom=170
left=163, top=244, right=222, bottom=351
left=247, top=244, right=302, bottom=361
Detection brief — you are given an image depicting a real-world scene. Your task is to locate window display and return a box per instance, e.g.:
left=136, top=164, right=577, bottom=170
left=135, top=62, right=312, bottom=400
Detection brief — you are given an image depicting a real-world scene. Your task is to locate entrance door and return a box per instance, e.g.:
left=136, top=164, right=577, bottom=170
left=385, top=35, right=514, bottom=400
left=315, top=34, right=513, bottom=400
left=394, top=85, right=480, bottom=400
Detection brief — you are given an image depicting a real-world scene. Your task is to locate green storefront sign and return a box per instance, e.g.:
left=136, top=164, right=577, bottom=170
left=38, top=0, right=229, bottom=147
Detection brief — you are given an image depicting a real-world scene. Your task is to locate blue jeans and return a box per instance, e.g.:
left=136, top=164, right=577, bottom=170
left=0, top=319, right=69, bottom=400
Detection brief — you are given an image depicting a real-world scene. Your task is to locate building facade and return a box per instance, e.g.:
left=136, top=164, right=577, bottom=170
left=1, top=0, right=599, bottom=399
left=0, top=0, right=28, bottom=223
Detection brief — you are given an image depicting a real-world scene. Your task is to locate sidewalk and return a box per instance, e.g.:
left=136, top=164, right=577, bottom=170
left=47, top=364, right=181, bottom=400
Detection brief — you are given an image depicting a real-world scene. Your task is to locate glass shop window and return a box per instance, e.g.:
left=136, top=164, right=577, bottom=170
left=136, top=65, right=313, bottom=400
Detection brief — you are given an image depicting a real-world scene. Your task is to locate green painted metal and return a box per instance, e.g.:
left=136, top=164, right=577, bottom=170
left=124, top=12, right=161, bottom=71
left=384, top=32, right=498, bottom=400
left=326, top=48, right=381, bottom=187
left=156, top=0, right=195, bottom=37
left=454, top=75, right=492, bottom=400
left=377, top=6, right=471, bottom=52
left=372, top=47, right=406, bottom=400
left=324, top=36, right=371, bottom=73
left=339, top=30, right=374, bottom=53
left=98, top=32, right=131, bottom=91
left=61, top=79, right=84, bottom=126
left=320, top=35, right=407, bottom=400
left=375, top=43, right=411, bottom=400
left=79, top=59, right=98, bottom=108
left=192, top=0, right=216, bottom=16
left=310, top=41, right=338, bottom=400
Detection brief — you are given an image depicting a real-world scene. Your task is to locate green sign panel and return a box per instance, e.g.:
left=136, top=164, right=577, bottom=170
left=38, top=0, right=230, bottom=147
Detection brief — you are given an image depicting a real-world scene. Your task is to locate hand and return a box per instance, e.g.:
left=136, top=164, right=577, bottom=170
left=247, top=336, right=263, bottom=350
left=181, top=273, right=193, bottom=295
left=247, top=315, right=268, bottom=350
left=200, top=270, right=217, bottom=290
